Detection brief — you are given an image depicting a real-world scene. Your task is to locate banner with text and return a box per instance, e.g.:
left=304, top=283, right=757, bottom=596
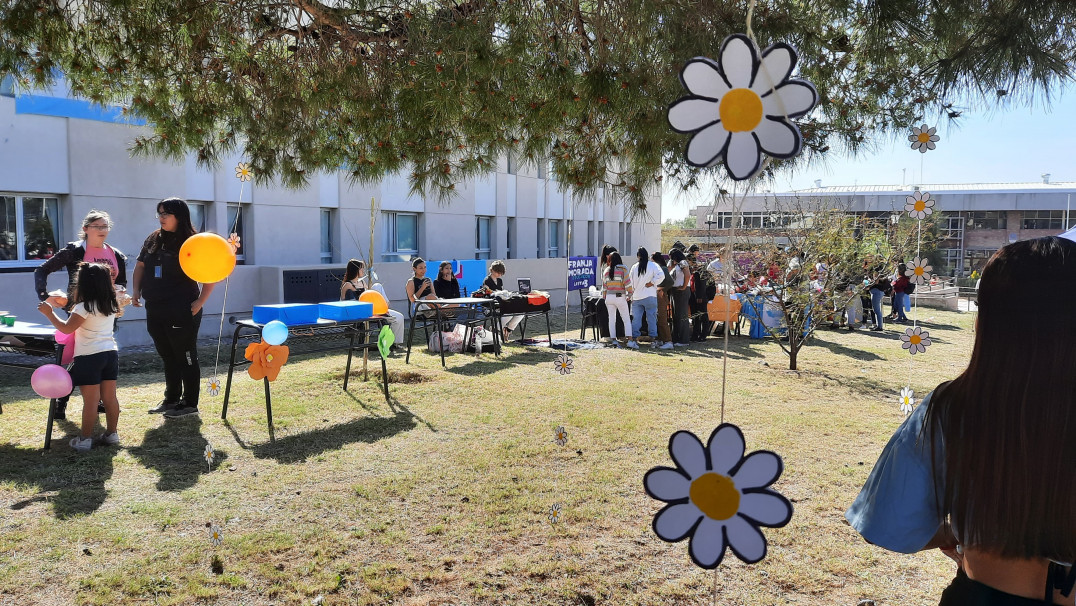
left=568, top=256, right=598, bottom=290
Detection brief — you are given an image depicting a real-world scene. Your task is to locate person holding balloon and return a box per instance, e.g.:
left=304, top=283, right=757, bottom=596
left=37, top=263, right=122, bottom=452
left=130, top=198, right=217, bottom=418
left=340, top=259, right=404, bottom=350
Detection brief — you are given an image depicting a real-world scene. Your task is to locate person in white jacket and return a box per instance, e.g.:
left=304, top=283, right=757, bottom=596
left=625, top=247, right=664, bottom=350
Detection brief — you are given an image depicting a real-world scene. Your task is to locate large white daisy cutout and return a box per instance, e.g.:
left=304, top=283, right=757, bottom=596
left=899, top=387, right=915, bottom=416
left=644, top=424, right=792, bottom=569
left=900, top=326, right=932, bottom=355
left=905, top=191, right=936, bottom=220
left=668, top=34, right=818, bottom=180
left=906, top=257, right=933, bottom=286
left=908, top=124, right=940, bottom=153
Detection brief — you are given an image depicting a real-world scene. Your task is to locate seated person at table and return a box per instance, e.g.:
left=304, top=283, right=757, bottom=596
left=341, top=259, right=405, bottom=348
left=405, top=258, right=438, bottom=317
left=434, top=261, right=462, bottom=299
left=483, top=260, right=524, bottom=340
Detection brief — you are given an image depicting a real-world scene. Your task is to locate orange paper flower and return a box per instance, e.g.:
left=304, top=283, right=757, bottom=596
left=244, top=341, right=290, bottom=381
left=227, top=233, right=241, bottom=253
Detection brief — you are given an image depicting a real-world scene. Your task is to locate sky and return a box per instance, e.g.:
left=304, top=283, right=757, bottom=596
left=661, top=91, right=1076, bottom=221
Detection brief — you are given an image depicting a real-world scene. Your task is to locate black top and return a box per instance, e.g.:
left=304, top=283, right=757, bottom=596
left=137, top=231, right=200, bottom=305
left=410, top=276, right=433, bottom=300
left=434, top=276, right=460, bottom=299
left=483, top=275, right=503, bottom=291
left=34, top=242, right=128, bottom=305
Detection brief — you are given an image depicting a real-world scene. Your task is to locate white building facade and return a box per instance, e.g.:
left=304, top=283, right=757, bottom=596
left=0, top=80, right=662, bottom=345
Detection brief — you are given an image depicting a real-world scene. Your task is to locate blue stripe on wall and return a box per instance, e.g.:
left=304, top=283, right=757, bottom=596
left=14, top=94, right=146, bottom=126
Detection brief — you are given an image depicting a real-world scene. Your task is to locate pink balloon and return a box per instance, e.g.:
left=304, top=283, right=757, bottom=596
left=31, top=364, right=73, bottom=400
left=54, top=330, right=75, bottom=345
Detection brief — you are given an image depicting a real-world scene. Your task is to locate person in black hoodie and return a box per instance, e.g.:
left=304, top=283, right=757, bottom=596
left=34, top=209, right=128, bottom=419
left=130, top=198, right=215, bottom=418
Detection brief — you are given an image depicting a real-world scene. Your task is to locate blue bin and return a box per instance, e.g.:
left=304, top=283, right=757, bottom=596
left=318, top=301, right=373, bottom=321
left=252, top=303, right=320, bottom=326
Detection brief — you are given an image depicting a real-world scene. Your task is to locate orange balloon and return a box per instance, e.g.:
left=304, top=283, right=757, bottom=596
left=359, top=289, right=389, bottom=315
left=179, top=233, right=236, bottom=283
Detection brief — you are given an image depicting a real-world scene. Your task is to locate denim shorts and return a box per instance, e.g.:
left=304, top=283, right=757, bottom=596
left=69, top=350, right=119, bottom=386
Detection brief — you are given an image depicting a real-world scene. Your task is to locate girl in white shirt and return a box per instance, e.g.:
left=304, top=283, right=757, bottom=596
left=38, top=263, right=121, bottom=452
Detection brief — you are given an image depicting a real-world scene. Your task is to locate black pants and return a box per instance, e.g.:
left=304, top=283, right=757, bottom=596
left=146, top=303, right=202, bottom=407
left=671, top=288, right=691, bottom=344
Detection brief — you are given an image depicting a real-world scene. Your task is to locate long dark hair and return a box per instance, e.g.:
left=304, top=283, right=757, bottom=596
left=669, top=248, right=686, bottom=264
left=71, top=263, right=119, bottom=316
left=606, top=252, right=623, bottom=278
left=925, top=236, right=1076, bottom=560
left=601, top=244, right=617, bottom=268
left=636, top=247, right=649, bottom=279
left=344, top=259, right=365, bottom=283
left=149, top=197, right=197, bottom=253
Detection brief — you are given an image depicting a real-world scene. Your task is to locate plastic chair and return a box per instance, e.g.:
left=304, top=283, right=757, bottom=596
left=707, top=295, right=742, bottom=336
left=579, top=289, right=600, bottom=341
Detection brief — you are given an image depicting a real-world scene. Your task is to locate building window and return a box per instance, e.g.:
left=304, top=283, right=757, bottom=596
left=548, top=220, right=560, bottom=258
left=506, top=218, right=514, bottom=259
left=384, top=212, right=418, bottom=262
left=506, top=151, right=516, bottom=175
left=1022, top=210, right=1064, bottom=230
left=941, top=248, right=962, bottom=274
left=941, top=212, right=963, bottom=240
left=536, top=219, right=544, bottom=258
left=320, top=208, right=335, bottom=264
left=475, top=216, right=492, bottom=260
left=966, top=211, right=1006, bottom=230
left=0, top=194, right=60, bottom=263
left=189, top=202, right=207, bottom=233
left=537, top=158, right=547, bottom=180
left=227, top=204, right=247, bottom=263
left=587, top=220, right=595, bottom=256
left=964, top=249, right=995, bottom=274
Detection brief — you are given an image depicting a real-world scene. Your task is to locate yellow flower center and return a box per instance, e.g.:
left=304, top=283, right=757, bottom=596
left=719, top=88, right=764, bottom=132
left=266, top=354, right=274, bottom=363
left=689, top=472, right=740, bottom=521
left=914, top=200, right=926, bottom=211
left=917, top=132, right=931, bottom=143
left=914, top=266, right=925, bottom=276
left=909, top=334, right=921, bottom=345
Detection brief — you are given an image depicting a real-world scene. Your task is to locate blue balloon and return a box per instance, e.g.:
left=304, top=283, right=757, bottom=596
left=262, top=320, right=289, bottom=345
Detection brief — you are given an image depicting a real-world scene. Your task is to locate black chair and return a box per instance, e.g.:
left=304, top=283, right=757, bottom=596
left=579, top=289, right=600, bottom=341
left=457, top=301, right=501, bottom=356
left=405, top=303, right=443, bottom=366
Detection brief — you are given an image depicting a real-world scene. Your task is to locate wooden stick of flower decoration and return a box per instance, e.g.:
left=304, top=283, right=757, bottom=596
left=653, top=27, right=816, bottom=602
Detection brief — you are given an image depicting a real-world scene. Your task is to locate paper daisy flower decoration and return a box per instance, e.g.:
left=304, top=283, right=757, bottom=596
left=644, top=424, right=792, bottom=569
left=548, top=503, right=561, bottom=524
left=905, top=191, right=936, bottom=220
left=908, top=124, right=940, bottom=153
left=226, top=233, right=241, bottom=253
left=900, top=326, right=933, bottom=355
left=554, top=426, right=569, bottom=446
left=906, top=257, right=933, bottom=286
left=235, top=162, right=253, bottom=182
left=204, top=443, right=215, bottom=469
left=668, top=34, right=818, bottom=181
left=209, top=523, right=223, bottom=546
left=899, top=386, right=915, bottom=416
left=206, top=377, right=221, bottom=397
left=553, top=354, right=573, bottom=375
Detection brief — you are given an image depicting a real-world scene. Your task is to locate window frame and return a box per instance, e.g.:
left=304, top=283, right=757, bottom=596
left=226, top=203, right=247, bottom=264
left=475, top=215, right=492, bottom=260
left=0, top=193, right=62, bottom=267
left=383, top=211, right=419, bottom=262
left=966, top=211, right=1007, bottom=230
left=548, top=219, right=560, bottom=258
left=188, top=202, right=208, bottom=233
left=1021, top=210, right=1063, bottom=230
left=320, top=208, right=335, bottom=264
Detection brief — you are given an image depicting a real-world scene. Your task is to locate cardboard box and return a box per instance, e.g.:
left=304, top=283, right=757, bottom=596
left=252, top=303, right=320, bottom=326
left=318, top=301, right=374, bottom=321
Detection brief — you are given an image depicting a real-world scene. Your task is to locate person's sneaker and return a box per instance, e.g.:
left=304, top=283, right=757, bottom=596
left=675, top=342, right=691, bottom=347
left=659, top=342, right=674, bottom=350
left=100, top=432, right=121, bottom=446
left=97, top=400, right=106, bottom=414
left=69, top=436, right=93, bottom=452
left=626, top=340, right=639, bottom=350
left=163, top=405, right=200, bottom=419
left=148, top=399, right=181, bottom=414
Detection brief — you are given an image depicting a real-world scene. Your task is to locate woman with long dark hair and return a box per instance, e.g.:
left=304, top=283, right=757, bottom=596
left=130, top=197, right=215, bottom=418
left=601, top=252, right=629, bottom=347
left=668, top=248, right=692, bottom=346
left=625, top=246, right=662, bottom=350
left=340, top=259, right=368, bottom=301
left=848, top=236, right=1076, bottom=604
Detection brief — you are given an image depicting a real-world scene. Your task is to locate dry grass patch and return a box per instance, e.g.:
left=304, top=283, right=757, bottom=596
left=0, top=310, right=972, bottom=604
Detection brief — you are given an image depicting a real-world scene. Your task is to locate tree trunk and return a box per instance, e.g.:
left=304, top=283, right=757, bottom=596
left=788, top=332, right=799, bottom=370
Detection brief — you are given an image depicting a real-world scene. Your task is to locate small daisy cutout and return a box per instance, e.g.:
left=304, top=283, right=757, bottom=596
left=554, top=426, right=568, bottom=446
left=905, top=191, right=936, bottom=220
left=226, top=233, right=241, bottom=253
left=206, top=377, right=221, bottom=396
left=554, top=354, right=573, bottom=375
left=548, top=503, right=561, bottom=524
left=899, top=387, right=915, bottom=416
left=668, top=34, right=818, bottom=180
left=204, top=443, right=215, bottom=469
left=209, top=523, right=223, bottom=546
left=908, top=124, right=940, bottom=153
left=900, top=326, right=932, bottom=355
left=906, top=257, right=933, bottom=286
left=644, top=424, right=792, bottom=569
left=235, top=162, right=253, bottom=182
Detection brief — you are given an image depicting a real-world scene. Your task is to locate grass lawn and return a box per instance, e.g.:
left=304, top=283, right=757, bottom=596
left=0, top=309, right=973, bottom=605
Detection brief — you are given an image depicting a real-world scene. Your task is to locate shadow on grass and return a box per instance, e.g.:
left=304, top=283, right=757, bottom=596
left=1, top=424, right=118, bottom=519
left=128, top=417, right=228, bottom=492
left=250, top=404, right=419, bottom=464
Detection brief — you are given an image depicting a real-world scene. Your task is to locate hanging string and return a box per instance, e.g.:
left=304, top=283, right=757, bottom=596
left=209, top=180, right=245, bottom=386
left=562, top=201, right=573, bottom=357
